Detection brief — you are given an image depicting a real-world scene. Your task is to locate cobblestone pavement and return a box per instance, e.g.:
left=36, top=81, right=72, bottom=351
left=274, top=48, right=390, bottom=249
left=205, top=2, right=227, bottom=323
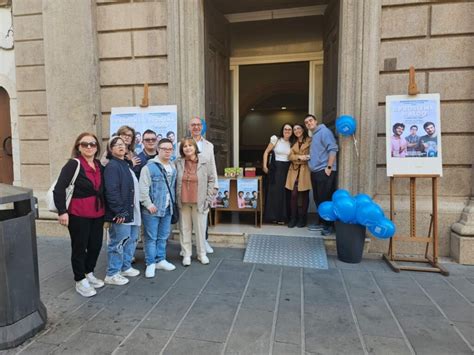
left=2, top=236, right=473, bottom=355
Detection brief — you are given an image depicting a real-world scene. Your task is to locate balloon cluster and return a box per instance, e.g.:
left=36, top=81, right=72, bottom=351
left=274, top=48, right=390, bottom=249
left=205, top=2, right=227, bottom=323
left=336, top=115, right=357, bottom=136
left=318, top=189, right=396, bottom=239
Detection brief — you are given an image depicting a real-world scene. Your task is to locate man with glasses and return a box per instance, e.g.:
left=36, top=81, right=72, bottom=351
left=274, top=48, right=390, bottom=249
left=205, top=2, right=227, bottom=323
left=139, top=138, right=177, bottom=278
left=134, top=129, right=159, bottom=177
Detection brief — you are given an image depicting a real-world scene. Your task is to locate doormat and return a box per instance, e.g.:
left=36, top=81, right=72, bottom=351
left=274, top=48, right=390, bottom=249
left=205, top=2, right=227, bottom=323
left=243, top=235, right=328, bottom=269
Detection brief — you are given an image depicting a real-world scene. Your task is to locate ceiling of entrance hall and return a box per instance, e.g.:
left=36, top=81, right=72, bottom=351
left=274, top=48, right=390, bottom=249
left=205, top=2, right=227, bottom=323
left=210, top=0, right=329, bottom=14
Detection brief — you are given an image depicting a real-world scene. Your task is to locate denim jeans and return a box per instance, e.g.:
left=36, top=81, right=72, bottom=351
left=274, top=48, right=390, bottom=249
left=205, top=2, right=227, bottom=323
left=142, top=209, right=172, bottom=266
left=107, top=223, right=140, bottom=276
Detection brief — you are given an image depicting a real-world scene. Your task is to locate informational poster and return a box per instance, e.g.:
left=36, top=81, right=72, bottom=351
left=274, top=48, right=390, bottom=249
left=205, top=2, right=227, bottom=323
left=212, top=178, right=230, bottom=208
left=110, top=105, right=178, bottom=158
left=385, top=94, right=442, bottom=176
left=236, top=178, right=258, bottom=209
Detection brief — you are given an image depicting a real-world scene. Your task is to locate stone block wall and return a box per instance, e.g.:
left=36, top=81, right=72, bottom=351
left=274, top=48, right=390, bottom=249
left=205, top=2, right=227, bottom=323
left=96, top=0, right=169, bottom=141
left=12, top=0, right=49, bottom=189
left=373, top=1, right=474, bottom=255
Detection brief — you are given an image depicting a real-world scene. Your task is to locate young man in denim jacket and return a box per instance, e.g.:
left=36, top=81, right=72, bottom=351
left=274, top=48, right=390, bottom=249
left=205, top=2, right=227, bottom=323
left=139, top=138, right=177, bottom=278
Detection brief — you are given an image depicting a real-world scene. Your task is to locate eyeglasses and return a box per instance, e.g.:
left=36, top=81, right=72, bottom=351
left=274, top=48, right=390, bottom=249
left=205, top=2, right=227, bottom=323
left=190, top=123, right=202, bottom=127
left=159, top=147, right=174, bottom=152
left=120, top=133, right=133, bottom=138
left=143, top=138, right=157, bottom=143
left=112, top=143, right=126, bottom=148
left=79, top=141, right=97, bottom=148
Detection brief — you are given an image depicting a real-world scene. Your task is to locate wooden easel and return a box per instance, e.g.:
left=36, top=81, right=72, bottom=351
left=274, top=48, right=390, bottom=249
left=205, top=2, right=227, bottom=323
left=382, top=67, right=449, bottom=276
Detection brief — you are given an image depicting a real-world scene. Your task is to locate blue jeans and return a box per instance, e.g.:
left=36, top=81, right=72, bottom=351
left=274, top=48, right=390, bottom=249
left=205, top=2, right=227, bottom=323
left=142, top=209, right=172, bottom=266
left=107, top=224, right=140, bottom=276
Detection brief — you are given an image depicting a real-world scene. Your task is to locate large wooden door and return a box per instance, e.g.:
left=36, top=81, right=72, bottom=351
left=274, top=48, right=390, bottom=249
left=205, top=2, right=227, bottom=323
left=0, top=87, right=13, bottom=185
left=204, top=0, right=231, bottom=173
left=322, top=0, right=340, bottom=125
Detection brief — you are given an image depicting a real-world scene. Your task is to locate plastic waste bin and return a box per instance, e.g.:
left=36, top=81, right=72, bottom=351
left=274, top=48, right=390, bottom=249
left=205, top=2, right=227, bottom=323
left=335, top=221, right=366, bottom=263
left=0, top=184, right=47, bottom=350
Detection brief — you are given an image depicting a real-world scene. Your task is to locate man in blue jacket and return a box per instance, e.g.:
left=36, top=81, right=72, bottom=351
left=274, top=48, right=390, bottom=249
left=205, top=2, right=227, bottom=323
left=304, top=114, right=338, bottom=236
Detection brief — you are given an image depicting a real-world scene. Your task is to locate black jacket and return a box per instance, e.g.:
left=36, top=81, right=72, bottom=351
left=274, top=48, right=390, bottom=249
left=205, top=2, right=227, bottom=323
left=53, top=158, right=104, bottom=215
left=104, top=157, right=136, bottom=223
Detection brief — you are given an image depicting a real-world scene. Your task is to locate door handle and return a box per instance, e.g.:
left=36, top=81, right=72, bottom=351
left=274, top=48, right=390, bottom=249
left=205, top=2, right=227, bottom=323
left=2, top=136, right=12, bottom=156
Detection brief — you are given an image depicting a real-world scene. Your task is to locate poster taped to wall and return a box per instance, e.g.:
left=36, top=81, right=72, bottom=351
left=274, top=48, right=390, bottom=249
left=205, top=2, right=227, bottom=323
left=236, top=178, right=258, bottom=209
left=385, top=94, right=442, bottom=176
left=212, top=178, right=230, bottom=208
left=110, top=105, right=178, bottom=159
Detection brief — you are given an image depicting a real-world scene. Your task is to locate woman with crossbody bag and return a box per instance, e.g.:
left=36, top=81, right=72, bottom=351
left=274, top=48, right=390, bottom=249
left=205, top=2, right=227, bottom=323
left=53, top=132, right=105, bottom=298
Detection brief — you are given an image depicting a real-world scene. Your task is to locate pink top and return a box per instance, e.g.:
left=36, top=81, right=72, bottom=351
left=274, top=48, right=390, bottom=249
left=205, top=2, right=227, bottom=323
left=391, top=135, right=407, bottom=157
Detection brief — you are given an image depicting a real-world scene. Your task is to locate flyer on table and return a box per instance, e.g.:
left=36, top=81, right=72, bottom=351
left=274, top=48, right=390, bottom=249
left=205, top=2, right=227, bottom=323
left=212, top=178, right=230, bottom=208
left=236, top=178, right=258, bottom=209
left=385, top=94, right=442, bottom=176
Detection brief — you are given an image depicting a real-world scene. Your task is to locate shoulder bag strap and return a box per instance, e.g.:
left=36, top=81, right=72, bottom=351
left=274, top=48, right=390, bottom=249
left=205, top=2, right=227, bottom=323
left=154, top=162, right=175, bottom=204
left=70, top=158, right=81, bottom=186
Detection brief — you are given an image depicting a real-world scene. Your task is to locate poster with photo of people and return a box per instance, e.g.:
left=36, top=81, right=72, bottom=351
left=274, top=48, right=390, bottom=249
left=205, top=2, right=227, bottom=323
left=212, top=178, right=230, bottom=208
left=236, top=178, right=258, bottom=209
left=110, top=105, right=178, bottom=159
left=386, top=94, right=442, bottom=176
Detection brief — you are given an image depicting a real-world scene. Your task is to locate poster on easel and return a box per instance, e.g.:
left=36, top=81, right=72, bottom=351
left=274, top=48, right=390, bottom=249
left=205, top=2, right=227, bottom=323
left=110, top=105, right=178, bottom=159
left=385, top=94, right=442, bottom=176
left=236, top=178, right=258, bottom=209
left=212, top=178, right=230, bottom=208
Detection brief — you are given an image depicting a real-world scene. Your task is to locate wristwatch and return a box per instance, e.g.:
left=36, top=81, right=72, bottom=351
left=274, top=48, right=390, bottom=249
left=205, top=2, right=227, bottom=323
left=327, top=166, right=332, bottom=170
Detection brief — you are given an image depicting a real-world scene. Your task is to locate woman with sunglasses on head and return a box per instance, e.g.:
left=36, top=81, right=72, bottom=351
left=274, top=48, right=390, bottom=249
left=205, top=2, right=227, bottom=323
left=262, top=123, right=295, bottom=224
left=103, top=136, right=141, bottom=286
left=285, top=124, right=312, bottom=228
left=101, top=125, right=141, bottom=169
left=53, top=132, right=105, bottom=298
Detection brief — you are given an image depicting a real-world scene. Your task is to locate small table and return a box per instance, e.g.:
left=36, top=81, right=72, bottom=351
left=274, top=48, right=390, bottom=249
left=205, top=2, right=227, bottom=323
left=213, top=176, right=263, bottom=227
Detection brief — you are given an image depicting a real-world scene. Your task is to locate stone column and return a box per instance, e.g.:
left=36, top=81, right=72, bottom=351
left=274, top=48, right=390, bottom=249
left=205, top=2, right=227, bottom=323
left=167, top=0, right=206, bottom=136
left=337, top=0, right=381, bottom=196
left=42, top=0, right=101, bottom=179
left=451, top=153, right=474, bottom=264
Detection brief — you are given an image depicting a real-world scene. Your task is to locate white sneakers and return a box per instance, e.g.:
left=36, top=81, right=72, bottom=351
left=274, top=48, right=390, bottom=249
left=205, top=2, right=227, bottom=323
left=120, top=267, right=140, bottom=277
left=145, top=264, right=156, bottom=278
left=204, top=240, right=214, bottom=254
left=198, top=255, right=210, bottom=265
left=104, top=273, right=129, bottom=286
left=156, top=260, right=176, bottom=271
left=182, top=256, right=191, bottom=266
left=76, top=278, right=97, bottom=297
left=86, top=273, right=104, bottom=288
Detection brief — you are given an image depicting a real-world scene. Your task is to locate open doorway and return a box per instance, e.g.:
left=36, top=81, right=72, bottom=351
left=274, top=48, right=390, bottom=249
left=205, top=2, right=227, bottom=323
left=0, top=87, right=13, bottom=185
left=238, top=62, right=309, bottom=172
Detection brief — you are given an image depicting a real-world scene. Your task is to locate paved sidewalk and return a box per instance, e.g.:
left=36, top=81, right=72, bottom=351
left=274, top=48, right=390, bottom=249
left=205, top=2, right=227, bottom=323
left=2, top=236, right=473, bottom=355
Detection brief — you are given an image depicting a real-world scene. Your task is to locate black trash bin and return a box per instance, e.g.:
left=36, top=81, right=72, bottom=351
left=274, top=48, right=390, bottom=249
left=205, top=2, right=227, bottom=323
left=335, top=221, right=366, bottom=263
left=0, top=184, right=47, bottom=350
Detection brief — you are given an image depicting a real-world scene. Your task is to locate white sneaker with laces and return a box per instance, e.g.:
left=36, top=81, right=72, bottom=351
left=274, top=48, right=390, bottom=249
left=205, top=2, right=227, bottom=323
left=156, top=260, right=176, bottom=271
left=76, top=278, right=97, bottom=297
left=198, top=255, right=210, bottom=265
left=204, top=240, right=214, bottom=254
left=86, top=272, right=104, bottom=288
left=121, top=267, right=140, bottom=277
left=104, top=273, right=129, bottom=286
left=145, top=264, right=156, bottom=278
left=182, top=256, right=191, bottom=266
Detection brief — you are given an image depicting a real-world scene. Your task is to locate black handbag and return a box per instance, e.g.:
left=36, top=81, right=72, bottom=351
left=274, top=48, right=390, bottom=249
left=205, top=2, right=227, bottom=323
left=158, top=164, right=179, bottom=224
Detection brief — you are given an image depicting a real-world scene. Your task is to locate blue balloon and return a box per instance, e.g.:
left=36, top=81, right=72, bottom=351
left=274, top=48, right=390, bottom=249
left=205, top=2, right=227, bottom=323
left=336, top=115, right=357, bottom=136
left=318, top=201, right=337, bottom=222
left=200, top=118, right=207, bottom=135
left=354, top=193, right=372, bottom=206
left=373, top=203, right=385, bottom=217
left=368, top=218, right=396, bottom=239
left=333, top=196, right=357, bottom=223
left=332, top=189, right=351, bottom=201
left=356, top=202, right=384, bottom=226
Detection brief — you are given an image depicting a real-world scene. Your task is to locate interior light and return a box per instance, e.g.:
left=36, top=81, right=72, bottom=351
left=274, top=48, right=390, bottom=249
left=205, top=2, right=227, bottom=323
left=250, top=108, right=255, bottom=111
left=281, top=106, right=287, bottom=110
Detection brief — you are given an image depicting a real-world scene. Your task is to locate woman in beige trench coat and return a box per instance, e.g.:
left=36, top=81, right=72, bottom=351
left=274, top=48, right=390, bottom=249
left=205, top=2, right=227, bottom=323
left=285, top=124, right=312, bottom=228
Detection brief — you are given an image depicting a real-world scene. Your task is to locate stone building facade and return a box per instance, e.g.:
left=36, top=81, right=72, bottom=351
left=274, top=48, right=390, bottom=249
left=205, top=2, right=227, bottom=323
left=1, top=0, right=473, bottom=262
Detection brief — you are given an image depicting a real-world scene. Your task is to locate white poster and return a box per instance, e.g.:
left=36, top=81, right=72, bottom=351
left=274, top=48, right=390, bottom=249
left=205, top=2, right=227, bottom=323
left=110, top=105, right=178, bottom=158
left=385, top=94, right=442, bottom=176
